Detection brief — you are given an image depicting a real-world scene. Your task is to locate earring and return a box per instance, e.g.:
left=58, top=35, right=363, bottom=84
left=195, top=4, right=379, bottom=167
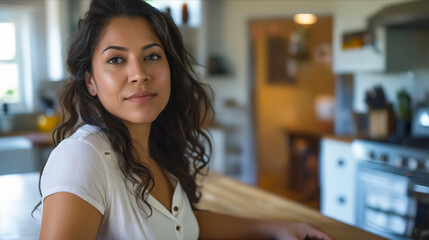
left=90, top=90, right=95, bottom=95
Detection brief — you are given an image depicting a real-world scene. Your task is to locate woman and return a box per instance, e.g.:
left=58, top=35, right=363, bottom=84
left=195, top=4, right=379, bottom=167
left=38, top=0, right=331, bottom=239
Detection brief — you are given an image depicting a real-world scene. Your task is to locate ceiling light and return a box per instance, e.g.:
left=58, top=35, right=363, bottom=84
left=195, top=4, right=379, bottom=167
left=293, top=14, right=318, bottom=25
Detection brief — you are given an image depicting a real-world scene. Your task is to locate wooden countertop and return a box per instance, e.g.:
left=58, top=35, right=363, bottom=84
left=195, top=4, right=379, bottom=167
left=284, top=127, right=333, bottom=137
left=0, top=131, right=53, bottom=147
left=283, top=127, right=359, bottom=143
left=197, top=172, right=385, bottom=240
left=322, top=135, right=357, bottom=143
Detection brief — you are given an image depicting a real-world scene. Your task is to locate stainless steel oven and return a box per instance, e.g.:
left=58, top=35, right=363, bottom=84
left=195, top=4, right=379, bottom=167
left=353, top=140, right=429, bottom=240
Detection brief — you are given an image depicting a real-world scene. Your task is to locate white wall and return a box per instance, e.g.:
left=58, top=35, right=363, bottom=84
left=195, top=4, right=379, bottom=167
left=354, top=70, right=429, bottom=113
left=414, top=71, right=429, bottom=104
left=353, top=72, right=415, bottom=112
left=45, top=0, right=72, bottom=82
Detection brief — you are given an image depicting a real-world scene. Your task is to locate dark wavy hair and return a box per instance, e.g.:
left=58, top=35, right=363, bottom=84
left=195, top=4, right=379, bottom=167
left=34, top=0, right=213, bottom=216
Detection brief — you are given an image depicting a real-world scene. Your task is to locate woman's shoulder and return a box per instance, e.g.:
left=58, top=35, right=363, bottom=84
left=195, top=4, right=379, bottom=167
left=46, top=124, right=111, bottom=169
left=69, top=124, right=101, bottom=139
left=41, top=124, right=111, bottom=215
left=58, top=124, right=110, bottom=154
left=43, top=124, right=114, bottom=173
left=68, top=124, right=104, bottom=142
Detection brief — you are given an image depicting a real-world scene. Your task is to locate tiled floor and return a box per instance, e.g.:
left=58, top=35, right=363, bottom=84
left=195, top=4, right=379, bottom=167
left=0, top=172, right=41, bottom=240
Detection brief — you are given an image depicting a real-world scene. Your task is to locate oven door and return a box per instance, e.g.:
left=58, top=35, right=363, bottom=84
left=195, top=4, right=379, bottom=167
left=409, top=178, right=429, bottom=240
left=357, top=162, right=416, bottom=240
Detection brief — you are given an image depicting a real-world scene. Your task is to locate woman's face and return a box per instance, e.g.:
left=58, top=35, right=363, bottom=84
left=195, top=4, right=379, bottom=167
left=86, top=16, right=171, bottom=125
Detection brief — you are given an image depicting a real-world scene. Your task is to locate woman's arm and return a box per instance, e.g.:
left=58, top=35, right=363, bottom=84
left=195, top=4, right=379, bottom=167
left=194, top=210, right=331, bottom=240
left=40, top=192, right=102, bottom=240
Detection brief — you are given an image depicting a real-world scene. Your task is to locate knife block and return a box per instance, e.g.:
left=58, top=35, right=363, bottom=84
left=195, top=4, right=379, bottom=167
left=368, top=104, right=396, bottom=139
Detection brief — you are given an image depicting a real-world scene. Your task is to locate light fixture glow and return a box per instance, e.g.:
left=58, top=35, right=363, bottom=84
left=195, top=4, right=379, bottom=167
left=420, top=112, right=429, bottom=127
left=293, top=14, right=318, bottom=25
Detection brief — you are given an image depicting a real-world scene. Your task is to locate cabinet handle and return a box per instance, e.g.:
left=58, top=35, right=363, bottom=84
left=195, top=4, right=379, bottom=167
left=337, top=196, right=346, bottom=205
left=337, top=158, right=345, bottom=167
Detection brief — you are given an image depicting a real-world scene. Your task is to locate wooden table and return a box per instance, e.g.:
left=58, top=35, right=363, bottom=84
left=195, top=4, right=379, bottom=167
left=197, top=172, right=385, bottom=240
left=0, top=172, right=384, bottom=240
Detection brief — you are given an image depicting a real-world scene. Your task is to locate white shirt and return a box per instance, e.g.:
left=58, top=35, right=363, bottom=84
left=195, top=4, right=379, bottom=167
left=41, top=124, right=199, bottom=240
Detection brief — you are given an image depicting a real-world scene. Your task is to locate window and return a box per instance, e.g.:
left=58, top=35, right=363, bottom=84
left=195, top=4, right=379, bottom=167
left=0, top=10, right=33, bottom=113
left=0, top=22, right=19, bottom=104
left=0, top=2, right=46, bottom=113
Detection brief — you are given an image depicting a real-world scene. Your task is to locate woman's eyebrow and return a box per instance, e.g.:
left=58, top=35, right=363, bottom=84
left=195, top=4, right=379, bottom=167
left=142, top=43, right=162, bottom=51
left=102, top=45, right=126, bottom=53
left=102, top=43, right=162, bottom=53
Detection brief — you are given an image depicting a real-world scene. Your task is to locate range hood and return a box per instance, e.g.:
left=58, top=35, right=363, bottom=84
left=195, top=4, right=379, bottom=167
left=368, top=0, right=429, bottom=29
left=338, top=0, right=429, bottom=73
left=366, top=0, right=429, bottom=72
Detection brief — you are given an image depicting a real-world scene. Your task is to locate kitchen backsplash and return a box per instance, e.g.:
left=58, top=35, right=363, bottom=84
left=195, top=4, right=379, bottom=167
left=415, top=70, right=429, bottom=104
left=353, top=70, right=429, bottom=113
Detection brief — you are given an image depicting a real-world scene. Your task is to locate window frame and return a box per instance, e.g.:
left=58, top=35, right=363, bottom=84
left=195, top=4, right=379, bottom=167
left=0, top=12, right=30, bottom=113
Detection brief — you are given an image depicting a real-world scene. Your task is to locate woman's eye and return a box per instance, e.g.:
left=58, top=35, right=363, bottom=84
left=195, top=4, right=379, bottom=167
left=145, top=54, right=161, bottom=61
left=107, top=57, right=124, bottom=64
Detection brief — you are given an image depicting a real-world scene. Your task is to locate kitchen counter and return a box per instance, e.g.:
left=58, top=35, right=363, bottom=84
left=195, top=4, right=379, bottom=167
left=322, top=134, right=356, bottom=143
left=0, top=172, right=383, bottom=240
left=0, top=131, right=53, bottom=147
left=0, top=132, right=54, bottom=175
left=199, top=171, right=383, bottom=240
left=284, top=126, right=361, bottom=144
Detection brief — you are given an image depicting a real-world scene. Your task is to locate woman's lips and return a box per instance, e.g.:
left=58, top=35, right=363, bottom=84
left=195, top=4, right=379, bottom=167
left=125, top=91, right=156, bottom=103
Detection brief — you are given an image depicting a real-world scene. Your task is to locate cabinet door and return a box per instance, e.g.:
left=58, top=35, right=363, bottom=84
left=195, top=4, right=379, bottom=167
left=0, top=136, right=35, bottom=175
left=320, top=138, right=356, bottom=225
left=205, top=128, right=226, bottom=174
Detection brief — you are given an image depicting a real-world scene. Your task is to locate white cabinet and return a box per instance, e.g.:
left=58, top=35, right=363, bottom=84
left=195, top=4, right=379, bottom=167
left=205, top=128, right=226, bottom=174
left=320, top=138, right=357, bottom=225
left=0, top=136, right=35, bottom=175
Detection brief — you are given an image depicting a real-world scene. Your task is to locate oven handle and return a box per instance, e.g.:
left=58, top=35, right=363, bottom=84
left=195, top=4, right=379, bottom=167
left=411, top=184, right=429, bottom=195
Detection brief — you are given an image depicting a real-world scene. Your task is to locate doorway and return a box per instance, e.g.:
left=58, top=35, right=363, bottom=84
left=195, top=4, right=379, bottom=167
left=250, top=16, right=335, bottom=209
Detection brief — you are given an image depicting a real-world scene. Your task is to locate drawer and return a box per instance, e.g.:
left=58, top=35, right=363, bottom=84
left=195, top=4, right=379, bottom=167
left=320, top=139, right=356, bottom=187
left=320, top=138, right=357, bottom=225
left=321, top=183, right=356, bottom=225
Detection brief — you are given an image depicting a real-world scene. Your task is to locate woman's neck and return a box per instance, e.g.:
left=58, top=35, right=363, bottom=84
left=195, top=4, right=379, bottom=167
left=123, top=121, right=152, bottom=163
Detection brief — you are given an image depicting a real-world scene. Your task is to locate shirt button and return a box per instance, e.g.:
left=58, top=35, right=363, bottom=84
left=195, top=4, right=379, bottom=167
left=173, top=206, right=179, bottom=211
left=176, top=225, right=180, bottom=231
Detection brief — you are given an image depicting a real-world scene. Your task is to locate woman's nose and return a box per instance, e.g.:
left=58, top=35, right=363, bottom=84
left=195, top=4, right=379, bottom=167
left=128, top=59, right=150, bottom=83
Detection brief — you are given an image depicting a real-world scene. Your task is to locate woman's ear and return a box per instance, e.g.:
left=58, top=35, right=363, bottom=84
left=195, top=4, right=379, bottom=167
left=85, top=72, right=97, bottom=96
